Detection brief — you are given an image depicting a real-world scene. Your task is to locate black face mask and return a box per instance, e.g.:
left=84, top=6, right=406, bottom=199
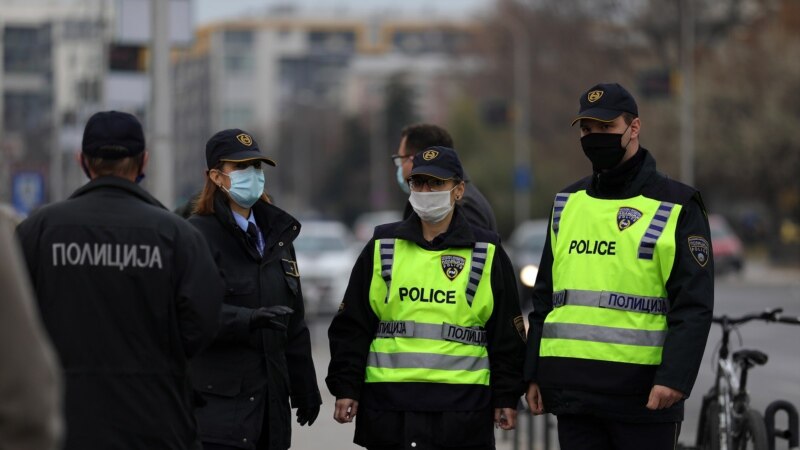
left=580, top=130, right=630, bottom=171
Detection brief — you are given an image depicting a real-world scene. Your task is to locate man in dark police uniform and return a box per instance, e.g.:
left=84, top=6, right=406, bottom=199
left=16, top=111, right=224, bottom=449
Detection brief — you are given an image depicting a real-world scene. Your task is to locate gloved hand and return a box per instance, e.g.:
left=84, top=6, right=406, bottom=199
left=249, top=305, right=294, bottom=331
left=296, top=402, right=321, bottom=426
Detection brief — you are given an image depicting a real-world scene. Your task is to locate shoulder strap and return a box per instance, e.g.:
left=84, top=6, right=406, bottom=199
left=552, top=192, right=571, bottom=238
left=379, top=239, right=395, bottom=303
left=465, top=242, right=489, bottom=307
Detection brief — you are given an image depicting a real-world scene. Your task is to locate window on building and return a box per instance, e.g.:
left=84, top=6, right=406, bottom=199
left=3, top=25, right=51, bottom=73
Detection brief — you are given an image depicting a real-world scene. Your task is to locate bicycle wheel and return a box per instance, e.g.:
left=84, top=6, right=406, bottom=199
left=697, top=399, right=722, bottom=450
left=733, top=408, right=768, bottom=450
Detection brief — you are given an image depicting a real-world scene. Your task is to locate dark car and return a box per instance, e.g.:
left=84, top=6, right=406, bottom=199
left=508, top=219, right=550, bottom=314
left=709, top=214, right=745, bottom=274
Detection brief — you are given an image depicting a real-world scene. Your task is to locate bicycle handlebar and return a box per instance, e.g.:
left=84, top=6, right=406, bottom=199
left=712, top=308, right=800, bottom=326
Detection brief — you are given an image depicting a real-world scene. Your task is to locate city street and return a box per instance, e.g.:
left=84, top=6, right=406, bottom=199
left=292, top=261, right=800, bottom=449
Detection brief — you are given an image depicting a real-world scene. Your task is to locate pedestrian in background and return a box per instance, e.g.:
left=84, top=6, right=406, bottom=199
left=328, top=146, right=526, bottom=450
left=0, top=206, right=61, bottom=450
left=393, top=124, right=498, bottom=231
left=524, top=83, right=714, bottom=450
left=15, top=111, right=224, bottom=449
left=188, top=129, right=321, bottom=450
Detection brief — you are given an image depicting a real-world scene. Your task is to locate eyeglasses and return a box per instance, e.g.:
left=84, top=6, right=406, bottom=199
left=391, top=153, right=413, bottom=167
left=408, top=177, right=453, bottom=192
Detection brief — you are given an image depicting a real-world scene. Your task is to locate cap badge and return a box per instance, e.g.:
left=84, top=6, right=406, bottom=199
left=236, top=133, right=253, bottom=146
left=441, top=255, right=465, bottom=280
left=617, top=207, right=643, bottom=231
left=422, top=149, right=439, bottom=161
left=587, top=90, right=604, bottom=103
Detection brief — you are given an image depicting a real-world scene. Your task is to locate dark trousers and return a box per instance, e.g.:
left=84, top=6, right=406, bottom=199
left=557, top=414, right=681, bottom=450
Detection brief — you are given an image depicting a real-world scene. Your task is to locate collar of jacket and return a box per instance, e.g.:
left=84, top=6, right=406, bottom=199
left=589, top=147, right=656, bottom=199
left=392, top=205, right=477, bottom=250
left=211, top=191, right=301, bottom=260
left=70, top=176, right=167, bottom=209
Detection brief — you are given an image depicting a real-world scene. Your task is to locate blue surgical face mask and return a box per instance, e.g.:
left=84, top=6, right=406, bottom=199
left=219, top=166, right=265, bottom=208
left=396, top=165, right=410, bottom=194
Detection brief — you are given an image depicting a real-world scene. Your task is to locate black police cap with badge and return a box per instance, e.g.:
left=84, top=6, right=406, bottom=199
left=571, top=82, right=639, bottom=126
left=409, top=146, right=465, bottom=180
left=205, top=129, right=276, bottom=170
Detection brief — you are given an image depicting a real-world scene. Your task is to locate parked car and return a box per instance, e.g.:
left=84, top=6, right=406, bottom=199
left=508, top=219, right=550, bottom=314
left=709, top=213, right=745, bottom=274
left=294, top=220, right=359, bottom=315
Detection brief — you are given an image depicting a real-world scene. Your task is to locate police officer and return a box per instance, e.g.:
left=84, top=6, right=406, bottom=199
left=15, top=111, right=224, bottom=449
left=328, top=146, right=526, bottom=450
left=393, top=124, right=498, bottom=231
left=524, top=83, right=714, bottom=449
left=188, top=129, right=322, bottom=450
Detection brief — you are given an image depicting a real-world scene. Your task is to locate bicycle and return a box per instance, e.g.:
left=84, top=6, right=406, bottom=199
left=695, top=308, right=800, bottom=450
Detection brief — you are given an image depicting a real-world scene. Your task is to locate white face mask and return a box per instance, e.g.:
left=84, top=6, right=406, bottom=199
left=409, top=187, right=455, bottom=224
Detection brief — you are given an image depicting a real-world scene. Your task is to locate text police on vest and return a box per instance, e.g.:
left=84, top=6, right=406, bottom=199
left=398, top=287, right=457, bottom=304
left=568, top=239, right=617, bottom=255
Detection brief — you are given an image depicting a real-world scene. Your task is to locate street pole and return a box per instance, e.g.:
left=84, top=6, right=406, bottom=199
left=679, top=0, right=695, bottom=186
left=151, top=0, right=174, bottom=208
left=510, top=3, right=532, bottom=226
left=50, top=20, right=64, bottom=203
left=0, top=17, right=6, bottom=203
left=369, top=83, right=387, bottom=210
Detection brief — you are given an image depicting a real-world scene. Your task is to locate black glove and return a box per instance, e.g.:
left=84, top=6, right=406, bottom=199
left=296, top=402, right=321, bottom=426
left=249, top=305, right=294, bottom=331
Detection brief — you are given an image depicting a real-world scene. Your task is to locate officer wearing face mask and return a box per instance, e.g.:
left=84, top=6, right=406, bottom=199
left=523, top=83, right=714, bottom=450
left=392, top=124, right=498, bottom=232
left=327, top=146, right=526, bottom=450
left=188, top=129, right=322, bottom=450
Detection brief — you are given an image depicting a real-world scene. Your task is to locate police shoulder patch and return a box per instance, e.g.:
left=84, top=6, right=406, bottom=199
left=688, top=235, right=710, bottom=267
left=617, top=207, right=643, bottom=231
left=441, top=255, right=465, bottom=280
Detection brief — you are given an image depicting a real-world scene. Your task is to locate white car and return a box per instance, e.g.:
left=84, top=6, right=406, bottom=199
left=294, top=220, right=359, bottom=315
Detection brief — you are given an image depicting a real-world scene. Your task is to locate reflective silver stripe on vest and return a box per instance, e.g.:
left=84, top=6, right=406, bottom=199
left=638, top=202, right=675, bottom=260
left=379, top=239, right=394, bottom=303
left=465, top=242, right=489, bottom=306
left=552, top=289, right=668, bottom=315
left=376, top=321, right=487, bottom=346
left=552, top=192, right=571, bottom=237
left=367, top=351, right=490, bottom=372
left=542, top=322, right=667, bottom=347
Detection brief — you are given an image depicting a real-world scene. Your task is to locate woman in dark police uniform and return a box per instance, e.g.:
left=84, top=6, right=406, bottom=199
left=188, top=129, right=321, bottom=450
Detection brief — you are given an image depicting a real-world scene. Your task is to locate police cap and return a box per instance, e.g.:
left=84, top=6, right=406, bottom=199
left=82, top=111, right=145, bottom=159
left=571, top=83, right=638, bottom=126
left=409, top=146, right=464, bottom=180
left=205, top=129, right=276, bottom=170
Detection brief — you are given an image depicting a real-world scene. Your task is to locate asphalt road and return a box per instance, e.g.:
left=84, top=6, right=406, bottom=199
left=292, top=262, right=800, bottom=450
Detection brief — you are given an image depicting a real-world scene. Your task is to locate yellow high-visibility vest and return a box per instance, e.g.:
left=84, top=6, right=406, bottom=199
left=541, top=191, right=681, bottom=367
left=365, top=238, right=496, bottom=386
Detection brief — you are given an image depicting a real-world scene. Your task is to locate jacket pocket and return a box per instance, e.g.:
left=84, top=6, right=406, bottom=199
left=354, top=407, right=403, bottom=446
left=224, top=278, right=256, bottom=307
left=193, top=374, right=243, bottom=438
left=434, top=409, right=495, bottom=447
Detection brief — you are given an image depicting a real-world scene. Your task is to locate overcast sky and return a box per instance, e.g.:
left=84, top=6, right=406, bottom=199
left=194, top=0, right=494, bottom=25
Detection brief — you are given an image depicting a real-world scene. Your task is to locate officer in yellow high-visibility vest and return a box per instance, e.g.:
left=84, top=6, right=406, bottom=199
left=524, top=83, right=714, bottom=450
left=327, top=146, right=526, bottom=450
